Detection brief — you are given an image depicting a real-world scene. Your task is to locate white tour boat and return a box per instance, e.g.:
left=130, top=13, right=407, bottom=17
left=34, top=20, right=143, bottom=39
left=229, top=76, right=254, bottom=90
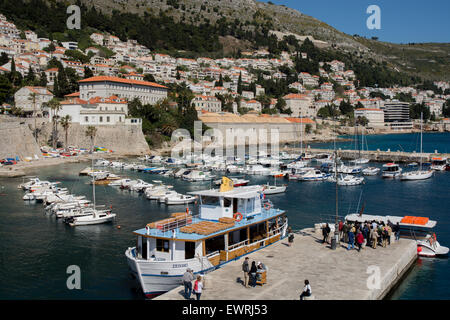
left=125, top=177, right=288, bottom=298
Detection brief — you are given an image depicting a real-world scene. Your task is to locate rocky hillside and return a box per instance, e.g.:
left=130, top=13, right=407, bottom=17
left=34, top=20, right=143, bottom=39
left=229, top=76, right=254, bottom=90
left=8, top=0, right=440, bottom=81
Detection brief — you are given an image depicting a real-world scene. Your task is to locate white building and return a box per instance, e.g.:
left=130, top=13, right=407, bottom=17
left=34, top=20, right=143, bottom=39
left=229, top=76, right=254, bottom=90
left=58, top=95, right=140, bottom=126
left=354, top=108, right=385, bottom=128
left=283, top=93, right=314, bottom=118
left=14, top=86, right=53, bottom=116
left=192, top=95, right=222, bottom=114
left=78, top=76, right=168, bottom=104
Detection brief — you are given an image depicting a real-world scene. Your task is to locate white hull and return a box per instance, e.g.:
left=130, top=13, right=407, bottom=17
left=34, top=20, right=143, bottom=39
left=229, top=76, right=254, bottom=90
left=417, top=240, right=449, bottom=257
left=262, top=185, right=287, bottom=195
left=69, top=213, right=116, bottom=226
left=400, top=170, right=433, bottom=180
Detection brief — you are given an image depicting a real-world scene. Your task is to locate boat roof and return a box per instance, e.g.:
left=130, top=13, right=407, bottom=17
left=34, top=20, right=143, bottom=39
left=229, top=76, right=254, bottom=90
left=383, top=163, right=398, bottom=167
left=345, top=213, right=437, bottom=228
left=133, top=207, right=285, bottom=241
left=188, top=185, right=261, bottom=199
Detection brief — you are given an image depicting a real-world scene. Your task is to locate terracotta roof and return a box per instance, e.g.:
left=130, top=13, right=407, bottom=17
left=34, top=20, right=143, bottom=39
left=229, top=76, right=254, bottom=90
left=61, top=98, right=87, bottom=105
left=64, top=92, right=80, bottom=97
left=285, top=117, right=315, bottom=124
left=283, top=93, right=308, bottom=100
left=78, top=76, right=167, bottom=89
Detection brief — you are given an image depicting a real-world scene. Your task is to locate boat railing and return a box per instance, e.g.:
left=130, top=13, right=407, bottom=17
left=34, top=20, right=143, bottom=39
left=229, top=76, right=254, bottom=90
left=155, top=213, right=200, bottom=234
left=228, top=239, right=249, bottom=251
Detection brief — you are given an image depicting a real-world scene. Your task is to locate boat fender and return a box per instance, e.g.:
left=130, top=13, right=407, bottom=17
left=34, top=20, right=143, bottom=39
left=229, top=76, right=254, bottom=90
left=186, top=208, right=189, bottom=215
left=234, top=212, right=243, bottom=222
left=417, top=246, right=422, bottom=253
left=264, top=203, right=271, bottom=211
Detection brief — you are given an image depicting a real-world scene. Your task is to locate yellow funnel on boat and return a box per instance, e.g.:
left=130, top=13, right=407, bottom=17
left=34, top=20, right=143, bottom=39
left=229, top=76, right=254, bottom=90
left=220, top=176, right=234, bottom=192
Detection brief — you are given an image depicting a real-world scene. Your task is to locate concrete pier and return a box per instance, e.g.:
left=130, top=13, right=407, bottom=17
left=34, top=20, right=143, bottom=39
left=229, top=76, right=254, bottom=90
left=300, top=147, right=449, bottom=164
left=156, top=228, right=417, bottom=300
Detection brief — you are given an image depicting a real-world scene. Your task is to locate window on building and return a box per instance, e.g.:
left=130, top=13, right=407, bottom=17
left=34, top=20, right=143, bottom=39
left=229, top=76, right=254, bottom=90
left=85, top=116, right=88, bottom=122
left=99, top=116, right=103, bottom=122
left=106, top=116, right=110, bottom=122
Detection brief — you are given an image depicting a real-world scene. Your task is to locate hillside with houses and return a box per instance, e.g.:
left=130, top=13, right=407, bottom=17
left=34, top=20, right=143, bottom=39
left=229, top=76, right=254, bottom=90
left=1, top=4, right=450, bottom=156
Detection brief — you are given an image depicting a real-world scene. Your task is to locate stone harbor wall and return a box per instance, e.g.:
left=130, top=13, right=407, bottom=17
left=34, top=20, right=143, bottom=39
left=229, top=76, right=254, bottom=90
left=0, top=116, right=150, bottom=159
left=38, top=122, right=150, bottom=155
left=0, top=121, right=42, bottom=160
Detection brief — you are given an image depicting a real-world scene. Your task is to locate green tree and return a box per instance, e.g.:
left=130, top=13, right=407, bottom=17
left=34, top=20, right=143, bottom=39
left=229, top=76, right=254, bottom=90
left=0, top=52, right=9, bottom=66
left=0, top=74, right=13, bottom=105
left=409, top=102, right=430, bottom=122
left=59, top=114, right=72, bottom=151
left=83, top=66, right=93, bottom=79
left=28, top=92, right=38, bottom=141
left=46, top=98, right=62, bottom=148
left=39, top=71, right=48, bottom=87
left=85, top=126, right=98, bottom=153
left=356, top=116, right=369, bottom=127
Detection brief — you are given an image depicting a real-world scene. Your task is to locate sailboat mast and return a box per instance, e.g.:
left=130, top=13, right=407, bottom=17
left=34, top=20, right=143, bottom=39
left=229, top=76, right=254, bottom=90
left=300, top=109, right=303, bottom=155
left=92, top=155, right=96, bottom=209
left=420, top=112, right=423, bottom=169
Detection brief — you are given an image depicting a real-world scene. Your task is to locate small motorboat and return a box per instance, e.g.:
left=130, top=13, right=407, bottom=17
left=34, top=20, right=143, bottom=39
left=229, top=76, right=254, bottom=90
left=262, top=184, right=287, bottom=195
left=382, top=163, right=402, bottom=178
left=66, top=210, right=116, bottom=226
left=165, top=194, right=197, bottom=205
left=336, top=174, right=364, bottom=186
left=299, top=169, right=331, bottom=181
left=362, top=167, right=380, bottom=176
left=430, top=157, right=447, bottom=171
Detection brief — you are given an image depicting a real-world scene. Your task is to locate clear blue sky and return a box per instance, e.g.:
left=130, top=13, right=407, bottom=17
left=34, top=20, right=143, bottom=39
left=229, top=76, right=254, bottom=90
left=263, top=0, right=450, bottom=43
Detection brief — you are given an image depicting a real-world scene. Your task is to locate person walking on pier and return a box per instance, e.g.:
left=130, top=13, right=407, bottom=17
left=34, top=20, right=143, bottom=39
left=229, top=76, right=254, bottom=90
left=393, top=222, right=401, bottom=241
left=300, top=280, right=312, bottom=300
left=387, top=225, right=392, bottom=245
left=371, top=227, right=378, bottom=249
left=382, top=226, right=389, bottom=248
left=338, top=220, right=344, bottom=240
left=356, top=230, right=364, bottom=252
left=342, top=222, right=348, bottom=243
left=182, top=268, right=194, bottom=299
left=322, top=223, right=331, bottom=244
left=242, top=257, right=250, bottom=288
left=193, top=275, right=203, bottom=300
left=347, top=228, right=355, bottom=250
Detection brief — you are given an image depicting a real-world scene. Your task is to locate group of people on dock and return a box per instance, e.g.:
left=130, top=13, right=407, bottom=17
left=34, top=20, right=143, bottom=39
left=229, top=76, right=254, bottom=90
left=242, top=257, right=267, bottom=288
left=182, top=269, right=204, bottom=300
left=321, top=220, right=401, bottom=251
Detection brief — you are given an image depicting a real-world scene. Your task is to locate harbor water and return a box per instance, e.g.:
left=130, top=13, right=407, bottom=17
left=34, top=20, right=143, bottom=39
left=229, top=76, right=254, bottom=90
left=0, top=133, right=449, bottom=300
left=309, top=132, right=450, bottom=154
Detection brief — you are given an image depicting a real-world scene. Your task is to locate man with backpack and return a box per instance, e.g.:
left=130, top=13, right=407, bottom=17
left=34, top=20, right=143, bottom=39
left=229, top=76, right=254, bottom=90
left=242, top=257, right=250, bottom=288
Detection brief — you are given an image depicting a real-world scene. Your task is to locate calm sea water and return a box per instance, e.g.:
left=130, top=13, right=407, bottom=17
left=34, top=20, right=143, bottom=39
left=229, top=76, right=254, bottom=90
left=308, top=132, right=450, bottom=154
left=0, top=133, right=449, bottom=300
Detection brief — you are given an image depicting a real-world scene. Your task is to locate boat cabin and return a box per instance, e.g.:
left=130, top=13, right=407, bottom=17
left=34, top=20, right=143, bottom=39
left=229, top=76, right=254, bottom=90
left=431, top=157, right=447, bottom=166
left=382, top=163, right=400, bottom=172
left=131, top=185, right=287, bottom=266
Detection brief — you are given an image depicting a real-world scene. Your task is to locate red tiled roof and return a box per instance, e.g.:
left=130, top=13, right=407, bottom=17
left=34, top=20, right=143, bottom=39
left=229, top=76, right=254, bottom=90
left=283, top=93, right=308, bottom=100
left=64, top=92, right=80, bottom=97
left=78, top=76, right=167, bottom=89
left=285, top=117, right=315, bottom=124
